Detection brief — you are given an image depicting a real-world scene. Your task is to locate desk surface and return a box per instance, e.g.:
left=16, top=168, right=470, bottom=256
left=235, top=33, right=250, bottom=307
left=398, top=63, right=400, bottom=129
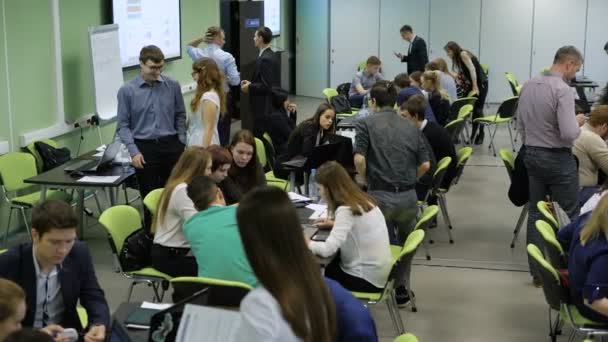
left=24, top=152, right=134, bottom=187
left=112, top=302, right=149, bottom=342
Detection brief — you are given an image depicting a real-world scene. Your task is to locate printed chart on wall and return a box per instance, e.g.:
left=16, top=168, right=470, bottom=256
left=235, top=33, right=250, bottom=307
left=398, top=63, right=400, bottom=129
left=113, top=0, right=182, bottom=68
left=264, top=0, right=281, bottom=36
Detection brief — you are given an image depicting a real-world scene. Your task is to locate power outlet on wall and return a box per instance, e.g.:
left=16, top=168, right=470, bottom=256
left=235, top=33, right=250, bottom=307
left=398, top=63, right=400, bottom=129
left=69, top=113, right=98, bottom=128
left=181, top=82, right=197, bottom=94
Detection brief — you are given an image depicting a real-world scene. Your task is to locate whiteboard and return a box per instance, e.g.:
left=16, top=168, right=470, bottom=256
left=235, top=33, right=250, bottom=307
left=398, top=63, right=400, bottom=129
left=264, top=0, right=281, bottom=36
left=88, top=24, right=124, bottom=121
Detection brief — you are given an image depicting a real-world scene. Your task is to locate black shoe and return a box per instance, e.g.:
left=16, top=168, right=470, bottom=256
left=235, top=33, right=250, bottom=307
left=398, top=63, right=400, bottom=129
left=395, top=286, right=415, bottom=308
left=474, top=131, right=485, bottom=145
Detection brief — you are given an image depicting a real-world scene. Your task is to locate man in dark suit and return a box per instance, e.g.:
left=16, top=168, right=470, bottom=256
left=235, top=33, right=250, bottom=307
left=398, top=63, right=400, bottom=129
left=240, top=26, right=280, bottom=137
left=0, top=200, right=109, bottom=341
left=400, top=95, right=457, bottom=202
left=394, top=25, right=428, bottom=74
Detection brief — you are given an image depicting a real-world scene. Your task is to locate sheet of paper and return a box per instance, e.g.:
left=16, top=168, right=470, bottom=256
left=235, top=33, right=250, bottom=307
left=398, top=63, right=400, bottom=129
left=141, top=301, right=172, bottom=310
left=176, top=304, right=241, bottom=342
left=93, top=151, right=104, bottom=157
left=77, top=176, right=120, bottom=183
left=305, top=203, right=327, bottom=211
left=309, top=209, right=328, bottom=220
left=288, top=191, right=311, bottom=203
left=96, top=144, right=107, bottom=152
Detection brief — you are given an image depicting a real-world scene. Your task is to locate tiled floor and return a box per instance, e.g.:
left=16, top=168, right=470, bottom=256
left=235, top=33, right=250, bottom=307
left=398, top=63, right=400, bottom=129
left=2, top=96, right=589, bottom=341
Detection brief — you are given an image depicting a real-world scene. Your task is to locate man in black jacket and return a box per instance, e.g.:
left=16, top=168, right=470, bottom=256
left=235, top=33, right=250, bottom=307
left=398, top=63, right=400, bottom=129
left=400, top=95, right=457, bottom=202
left=241, top=26, right=281, bottom=137
left=394, top=25, right=428, bottom=74
left=0, top=200, right=109, bottom=341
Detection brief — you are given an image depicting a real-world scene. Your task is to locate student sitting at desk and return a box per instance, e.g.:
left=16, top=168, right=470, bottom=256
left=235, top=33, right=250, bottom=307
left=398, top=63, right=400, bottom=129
left=309, top=161, right=392, bottom=293
left=183, top=175, right=257, bottom=287
left=348, top=56, right=384, bottom=109
left=394, top=73, right=437, bottom=123
left=151, top=147, right=212, bottom=278
left=222, top=130, right=266, bottom=204
left=421, top=71, right=451, bottom=126
left=266, top=87, right=297, bottom=157
left=236, top=186, right=377, bottom=342
left=207, top=144, right=234, bottom=201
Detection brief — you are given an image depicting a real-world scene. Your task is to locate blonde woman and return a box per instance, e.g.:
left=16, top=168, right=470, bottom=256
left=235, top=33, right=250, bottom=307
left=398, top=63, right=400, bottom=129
left=150, top=146, right=212, bottom=277
left=187, top=58, right=227, bottom=147
left=421, top=71, right=451, bottom=126
left=558, top=195, right=608, bottom=323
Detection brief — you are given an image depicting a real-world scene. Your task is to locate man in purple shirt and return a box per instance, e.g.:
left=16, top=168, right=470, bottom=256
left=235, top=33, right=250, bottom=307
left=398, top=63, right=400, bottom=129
left=517, top=45, right=586, bottom=285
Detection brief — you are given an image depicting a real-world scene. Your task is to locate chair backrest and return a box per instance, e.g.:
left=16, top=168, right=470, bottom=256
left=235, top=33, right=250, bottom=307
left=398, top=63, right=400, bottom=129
left=143, top=188, right=164, bottom=216
left=262, top=132, right=274, bottom=148
left=170, top=276, right=252, bottom=307
left=382, top=230, right=425, bottom=296
left=98, top=205, right=142, bottom=255
left=457, top=104, right=474, bottom=119
left=415, top=205, right=439, bottom=231
left=535, top=220, right=566, bottom=269
left=527, top=244, right=566, bottom=311
left=0, top=249, right=6, bottom=254
left=450, top=147, right=472, bottom=186
left=0, top=152, right=38, bottom=192
left=505, top=72, right=520, bottom=96
left=481, top=64, right=489, bottom=76
left=444, top=118, right=465, bottom=140
left=537, top=201, right=559, bottom=231
left=254, top=137, right=268, bottom=168
left=25, top=138, right=58, bottom=173
left=497, top=96, right=519, bottom=120
left=430, top=157, right=452, bottom=196
left=322, top=88, right=339, bottom=101
left=267, top=178, right=289, bottom=191
left=358, top=60, right=366, bottom=71
left=498, top=149, right=515, bottom=181
left=449, top=97, right=477, bottom=121
left=394, top=333, right=419, bottom=342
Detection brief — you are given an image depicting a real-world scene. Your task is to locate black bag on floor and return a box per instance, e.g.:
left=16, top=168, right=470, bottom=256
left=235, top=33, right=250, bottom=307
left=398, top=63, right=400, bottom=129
left=330, top=94, right=352, bottom=114
left=118, top=228, right=153, bottom=272
left=34, top=141, right=71, bottom=171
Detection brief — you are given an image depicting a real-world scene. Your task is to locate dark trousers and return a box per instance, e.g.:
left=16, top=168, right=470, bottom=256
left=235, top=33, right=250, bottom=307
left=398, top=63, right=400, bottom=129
left=349, top=94, right=365, bottom=108
left=524, top=146, right=579, bottom=278
left=470, top=80, right=489, bottom=142
left=150, top=244, right=198, bottom=278
left=218, top=92, right=234, bottom=146
left=134, top=135, right=184, bottom=231
left=368, top=189, right=418, bottom=245
left=325, top=254, right=382, bottom=292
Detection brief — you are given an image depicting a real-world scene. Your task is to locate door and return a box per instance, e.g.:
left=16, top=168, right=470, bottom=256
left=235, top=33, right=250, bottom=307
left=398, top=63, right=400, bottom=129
left=295, top=0, right=329, bottom=97
left=428, top=0, right=481, bottom=61
left=531, top=0, right=586, bottom=76
left=329, top=0, right=380, bottom=88
left=378, top=0, right=430, bottom=80
left=480, top=0, right=533, bottom=103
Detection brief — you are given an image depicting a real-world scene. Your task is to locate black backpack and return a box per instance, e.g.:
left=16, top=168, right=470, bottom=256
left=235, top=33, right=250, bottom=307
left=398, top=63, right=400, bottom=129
left=118, top=228, right=153, bottom=272
left=330, top=94, right=352, bottom=114
left=34, top=141, right=71, bottom=171
left=336, top=82, right=351, bottom=97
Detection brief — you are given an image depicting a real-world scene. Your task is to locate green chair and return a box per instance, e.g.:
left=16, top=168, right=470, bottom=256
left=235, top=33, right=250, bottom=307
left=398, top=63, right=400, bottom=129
left=481, top=63, right=489, bottom=76
left=25, top=138, right=58, bottom=173
left=98, top=205, right=172, bottom=302
left=389, top=205, right=438, bottom=261
left=498, top=149, right=528, bottom=248
left=527, top=244, right=608, bottom=341
left=474, top=96, right=519, bottom=157
left=358, top=60, right=367, bottom=71
left=255, top=138, right=289, bottom=191
left=0, top=249, right=5, bottom=254
left=535, top=220, right=567, bottom=269
left=77, top=306, right=88, bottom=329
left=322, top=88, right=339, bottom=102
left=0, top=152, right=72, bottom=245
left=394, top=333, right=419, bottom=342
left=449, top=146, right=473, bottom=186
left=537, top=201, right=559, bottom=232
left=170, top=276, right=252, bottom=307
left=143, top=188, right=163, bottom=217
left=449, top=97, right=477, bottom=124
left=457, top=104, right=474, bottom=143
left=352, top=230, right=425, bottom=335
left=505, top=72, right=521, bottom=96
left=422, top=157, right=454, bottom=244
left=444, top=118, right=466, bottom=141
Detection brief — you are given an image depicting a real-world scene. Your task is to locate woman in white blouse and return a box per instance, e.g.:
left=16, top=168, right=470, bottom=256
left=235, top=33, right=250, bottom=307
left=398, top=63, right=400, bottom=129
left=150, top=146, right=212, bottom=277
left=187, top=57, right=226, bottom=147
left=310, top=161, right=392, bottom=292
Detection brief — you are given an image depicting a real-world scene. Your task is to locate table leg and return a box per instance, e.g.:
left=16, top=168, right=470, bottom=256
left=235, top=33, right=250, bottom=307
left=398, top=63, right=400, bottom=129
left=109, top=187, right=117, bottom=206
left=77, top=189, right=85, bottom=239
left=39, top=185, right=47, bottom=202
left=289, top=171, right=296, bottom=192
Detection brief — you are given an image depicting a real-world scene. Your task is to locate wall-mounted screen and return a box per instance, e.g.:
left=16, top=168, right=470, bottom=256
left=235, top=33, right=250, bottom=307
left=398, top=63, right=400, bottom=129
left=112, top=0, right=182, bottom=68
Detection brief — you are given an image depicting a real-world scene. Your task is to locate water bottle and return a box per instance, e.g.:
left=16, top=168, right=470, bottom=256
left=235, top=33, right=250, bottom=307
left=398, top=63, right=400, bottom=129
left=308, top=169, right=319, bottom=202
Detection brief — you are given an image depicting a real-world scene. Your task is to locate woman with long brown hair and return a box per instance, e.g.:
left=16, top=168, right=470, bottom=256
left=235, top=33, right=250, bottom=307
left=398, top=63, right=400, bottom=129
left=421, top=70, right=451, bottom=125
left=187, top=57, right=226, bottom=147
left=235, top=186, right=336, bottom=341
left=310, top=161, right=392, bottom=293
left=150, top=146, right=212, bottom=277
left=222, top=130, right=265, bottom=204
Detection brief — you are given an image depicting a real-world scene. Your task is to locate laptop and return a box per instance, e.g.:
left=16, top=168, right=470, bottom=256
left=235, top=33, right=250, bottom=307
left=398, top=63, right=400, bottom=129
left=281, top=142, right=343, bottom=170
left=64, top=141, right=121, bottom=173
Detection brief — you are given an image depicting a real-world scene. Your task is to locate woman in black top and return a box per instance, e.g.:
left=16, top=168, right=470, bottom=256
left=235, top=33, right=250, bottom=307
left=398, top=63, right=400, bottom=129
left=444, top=41, right=488, bottom=144
left=266, top=87, right=297, bottom=157
left=223, top=129, right=266, bottom=204
left=421, top=71, right=451, bottom=126
left=273, top=103, right=336, bottom=179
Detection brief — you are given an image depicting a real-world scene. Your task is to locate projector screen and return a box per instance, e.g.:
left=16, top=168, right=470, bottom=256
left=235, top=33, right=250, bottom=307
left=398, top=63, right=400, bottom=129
left=264, top=0, right=281, bottom=36
left=112, top=0, right=182, bottom=68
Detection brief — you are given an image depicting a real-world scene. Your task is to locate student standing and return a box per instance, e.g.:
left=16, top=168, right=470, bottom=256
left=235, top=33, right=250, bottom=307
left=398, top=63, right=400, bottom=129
left=394, top=25, right=428, bottom=74
left=116, top=45, right=186, bottom=231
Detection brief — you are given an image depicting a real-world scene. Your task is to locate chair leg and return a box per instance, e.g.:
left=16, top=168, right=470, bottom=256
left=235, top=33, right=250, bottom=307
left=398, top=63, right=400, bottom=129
left=488, top=124, right=499, bottom=157
left=548, top=307, right=557, bottom=342
left=19, top=207, right=31, bottom=240
left=126, top=281, right=136, bottom=302
left=438, top=195, right=454, bottom=244
left=93, top=192, right=103, bottom=214
left=4, top=208, right=14, bottom=247
left=407, top=282, right=417, bottom=313
left=385, top=297, right=400, bottom=335
left=511, top=204, right=528, bottom=248
left=390, top=292, right=406, bottom=334
left=507, top=123, right=516, bottom=152
left=421, top=232, right=432, bottom=260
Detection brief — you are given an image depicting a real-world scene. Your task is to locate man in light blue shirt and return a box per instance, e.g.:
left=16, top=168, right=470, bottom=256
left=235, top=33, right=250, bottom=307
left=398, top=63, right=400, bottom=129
left=187, top=26, right=240, bottom=145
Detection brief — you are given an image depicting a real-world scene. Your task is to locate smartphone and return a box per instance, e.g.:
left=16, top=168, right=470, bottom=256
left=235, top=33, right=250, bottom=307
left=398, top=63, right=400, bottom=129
left=311, top=230, right=330, bottom=242
left=57, top=328, right=78, bottom=342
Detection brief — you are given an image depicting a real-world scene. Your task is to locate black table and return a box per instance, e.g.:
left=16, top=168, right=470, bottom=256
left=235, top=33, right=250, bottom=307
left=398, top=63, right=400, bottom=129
left=571, top=77, right=600, bottom=105
left=24, top=151, right=135, bottom=238
left=111, top=302, right=149, bottom=342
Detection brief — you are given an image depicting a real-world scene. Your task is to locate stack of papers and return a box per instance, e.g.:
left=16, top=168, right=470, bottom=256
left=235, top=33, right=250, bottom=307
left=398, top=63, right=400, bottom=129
left=77, top=176, right=121, bottom=183
left=176, top=304, right=241, bottom=341
left=288, top=192, right=311, bottom=203
left=306, top=203, right=328, bottom=220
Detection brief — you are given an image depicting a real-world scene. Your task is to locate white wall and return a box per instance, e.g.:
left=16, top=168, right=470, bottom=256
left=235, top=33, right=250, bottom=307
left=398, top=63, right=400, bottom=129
left=584, top=0, right=608, bottom=91
left=295, top=0, right=329, bottom=97
left=429, top=0, right=481, bottom=61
